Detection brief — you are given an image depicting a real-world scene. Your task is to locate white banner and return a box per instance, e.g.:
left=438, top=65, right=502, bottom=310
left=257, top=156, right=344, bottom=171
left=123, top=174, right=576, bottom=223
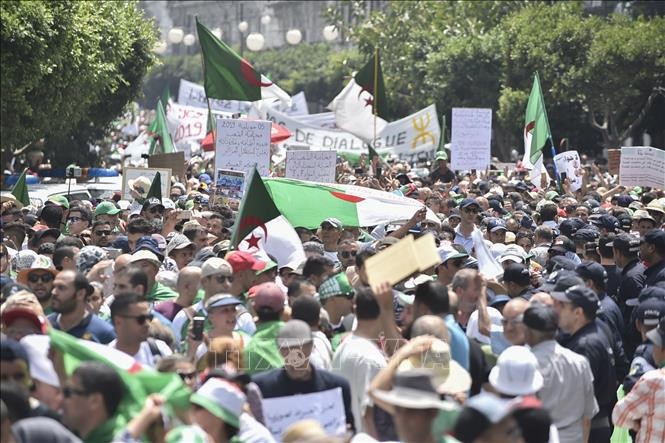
left=257, top=103, right=440, bottom=163
left=215, top=119, right=271, bottom=181
left=619, top=146, right=665, bottom=189
left=554, top=150, right=583, bottom=192
left=178, top=79, right=251, bottom=114
left=451, top=107, right=492, bottom=171
left=271, top=90, right=309, bottom=116
left=285, top=150, right=336, bottom=183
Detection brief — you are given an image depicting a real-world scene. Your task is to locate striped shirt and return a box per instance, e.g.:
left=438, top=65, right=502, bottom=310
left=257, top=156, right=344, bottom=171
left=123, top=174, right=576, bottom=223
left=612, top=368, right=665, bottom=443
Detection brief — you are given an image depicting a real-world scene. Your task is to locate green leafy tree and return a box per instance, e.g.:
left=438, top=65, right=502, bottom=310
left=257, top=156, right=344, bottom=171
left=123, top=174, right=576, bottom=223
left=1, top=0, right=157, bottom=166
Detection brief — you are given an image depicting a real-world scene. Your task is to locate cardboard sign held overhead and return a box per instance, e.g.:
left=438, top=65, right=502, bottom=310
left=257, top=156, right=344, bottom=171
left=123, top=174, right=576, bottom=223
left=365, top=233, right=439, bottom=287
left=607, top=149, right=621, bottom=175
left=149, top=152, right=186, bottom=180
left=619, top=146, right=665, bottom=189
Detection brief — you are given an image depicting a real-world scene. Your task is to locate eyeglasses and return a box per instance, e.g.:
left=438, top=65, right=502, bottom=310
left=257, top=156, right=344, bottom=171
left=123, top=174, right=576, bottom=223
left=28, top=273, right=54, bottom=283
left=94, top=230, right=112, bottom=236
left=118, top=313, right=154, bottom=325
left=63, top=386, right=89, bottom=398
left=177, top=371, right=196, bottom=381
left=67, top=217, right=84, bottom=223
left=214, top=275, right=233, bottom=284
left=340, top=250, right=357, bottom=259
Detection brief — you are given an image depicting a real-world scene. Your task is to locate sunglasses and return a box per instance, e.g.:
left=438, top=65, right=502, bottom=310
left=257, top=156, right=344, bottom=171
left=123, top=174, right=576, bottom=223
left=340, top=250, right=357, bottom=259
left=463, top=207, right=480, bottom=214
left=94, top=230, right=112, bottom=236
left=118, top=313, right=154, bottom=325
left=28, top=273, right=54, bottom=283
left=177, top=371, right=196, bottom=381
left=63, top=386, right=89, bottom=398
left=214, top=275, right=233, bottom=284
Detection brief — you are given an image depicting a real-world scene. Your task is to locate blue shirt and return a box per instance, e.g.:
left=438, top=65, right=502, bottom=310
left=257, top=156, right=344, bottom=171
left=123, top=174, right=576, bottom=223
left=445, top=314, right=470, bottom=371
left=48, top=312, right=116, bottom=344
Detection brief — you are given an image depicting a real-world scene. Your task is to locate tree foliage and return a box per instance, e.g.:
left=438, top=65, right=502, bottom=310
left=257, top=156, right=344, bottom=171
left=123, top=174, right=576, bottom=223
left=1, top=0, right=157, bottom=165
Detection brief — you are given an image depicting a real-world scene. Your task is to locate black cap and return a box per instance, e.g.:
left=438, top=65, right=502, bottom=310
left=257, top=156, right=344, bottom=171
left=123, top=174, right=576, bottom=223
left=573, top=228, right=599, bottom=242
left=142, top=197, right=164, bottom=210
left=548, top=256, right=578, bottom=272
left=551, top=284, right=600, bottom=317
left=608, top=233, right=640, bottom=254
left=523, top=303, right=559, bottom=332
left=616, top=213, right=633, bottom=231
left=642, top=229, right=665, bottom=253
left=541, top=270, right=584, bottom=293
left=626, top=285, right=665, bottom=307
left=460, top=198, right=481, bottom=210
left=634, top=299, right=665, bottom=327
left=489, top=200, right=508, bottom=216
left=502, top=263, right=531, bottom=286
left=549, top=237, right=575, bottom=254
left=559, top=218, right=586, bottom=238
left=592, top=215, right=619, bottom=232
left=487, top=218, right=508, bottom=232
left=575, top=260, right=607, bottom=287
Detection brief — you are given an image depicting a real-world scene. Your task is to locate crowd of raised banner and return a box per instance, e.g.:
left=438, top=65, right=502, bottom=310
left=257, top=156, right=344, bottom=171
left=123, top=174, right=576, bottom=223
left=1, top=140, right=664, bottom=443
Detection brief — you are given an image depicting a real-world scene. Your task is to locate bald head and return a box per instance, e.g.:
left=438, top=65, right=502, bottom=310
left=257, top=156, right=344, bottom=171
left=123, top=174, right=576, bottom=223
left=503, top=297, right=529, bottom=345
left=530, top=292, right=554, bottom=306
left=411, top=315, right=449, bottom=343
left=114, top=254, right=132, bottom=274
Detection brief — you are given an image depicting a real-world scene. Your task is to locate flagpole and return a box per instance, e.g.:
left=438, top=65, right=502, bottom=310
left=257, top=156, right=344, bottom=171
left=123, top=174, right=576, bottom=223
left=372, top=47, right=378, bottom=172
left=198, top=31, right=217, bottom=184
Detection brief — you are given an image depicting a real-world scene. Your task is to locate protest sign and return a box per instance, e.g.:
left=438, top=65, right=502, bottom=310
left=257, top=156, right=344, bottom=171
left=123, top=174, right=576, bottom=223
left=451, top=108, right=492, bottom=171
left=285, top=150, right=336, bottom=183
left=258, top=103, right=440, bottom=163
left=215, top=169, right=245, bottom=203
left=262, top=387, right=346, bottom=440
left=215, top=119, right=271, bottom=181
left=365, top=235, right=420, bottom=287
left=554, top=150, right=583, bottom=192
left=149, top=152, right=185, bottom=180
left=619, top=146, right=665, bottom=189
left=413, top=234, right=441, bottom=271
left=177, top=79, right=251, bottom=114
left=608, top=149, right=621, bottom=175
left=122, top=167, right=171, bottom=201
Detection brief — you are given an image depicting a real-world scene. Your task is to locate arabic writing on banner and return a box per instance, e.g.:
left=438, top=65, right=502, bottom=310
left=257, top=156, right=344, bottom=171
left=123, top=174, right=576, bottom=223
left=285, top=150, right=337, bottom=183
left=258, top=103, right=440, bottom=163
left=451, top=108, right=492, bottom=171
left=178, top=79, right=251, bottom=114
left=262, top=387, right=346, bottom=440
left=619, top=146, right=665, bottom=189
left=553, top=150, right=583, bottom=192
left=215, top=119, right=271, bottom=181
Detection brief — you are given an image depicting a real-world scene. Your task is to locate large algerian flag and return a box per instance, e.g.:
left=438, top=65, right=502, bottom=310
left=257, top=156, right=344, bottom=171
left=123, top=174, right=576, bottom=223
left=328, top=50, right=388, bottom=142
left=148, top=99, right=176, bottom=155
left=231, top=168, right=306, bottom=268
left=196, top=20, right=290, bottom=105
left=11, top=168, right=30, bottom=207
left=263, top=177, right=440, bottom=230
left=522, top=73, right=552, bottom=187
left=48, top=329, right=190, bottom=416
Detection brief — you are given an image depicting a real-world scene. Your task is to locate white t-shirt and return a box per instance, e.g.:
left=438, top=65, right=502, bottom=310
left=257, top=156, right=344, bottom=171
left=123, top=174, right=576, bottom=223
left=108, top=339, right=173, bottom=368
left=310, top=330, right=333, bottom=370
left=331, top=334, right=387, bottom=433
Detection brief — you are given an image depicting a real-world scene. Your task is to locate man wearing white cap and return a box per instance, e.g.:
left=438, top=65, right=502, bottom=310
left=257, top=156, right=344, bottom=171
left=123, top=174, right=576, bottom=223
left=435, top=243, right=469, bottom=286
left=128, top=249, right=176, bottom=303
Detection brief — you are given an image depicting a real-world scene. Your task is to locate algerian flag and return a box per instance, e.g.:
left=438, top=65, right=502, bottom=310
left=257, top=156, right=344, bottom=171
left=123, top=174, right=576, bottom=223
left=48, top=328, right=190, bottom=416
left=146, top=171, right=162, bottom=201
left=124, top=131, right=151, bottom=160
left=522, top=73, right=552, bottom=187
left=148, top=99, right=176, bottom=154
left=196, top=20, right=290, bottom=106
left=328, top=51, right=388, bottom=142
left=11, top=168, right=30, bottom=207
left=231, top=168, right=306, bottom=268
left=263, top=178, right=440, bottom=229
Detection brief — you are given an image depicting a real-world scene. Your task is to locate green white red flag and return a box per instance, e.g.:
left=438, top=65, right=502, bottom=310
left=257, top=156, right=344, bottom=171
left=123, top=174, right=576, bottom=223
left=522, top=73, right=551, bottom=186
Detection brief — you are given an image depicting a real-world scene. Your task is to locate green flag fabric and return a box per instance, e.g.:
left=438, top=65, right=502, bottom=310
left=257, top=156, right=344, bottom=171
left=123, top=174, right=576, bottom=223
left=48, top=328, right=190, bottom=417
left=148, top=100, right=175, bottom=155
left=10, top=168, right=30, bottom=207
left=524, top=73, right=551, bottom=165
left=230, top=168, right=305, bottom=267
left=196, top=19, right=262, bottom=101
left=146, top=171, right=162, bottom=201
left=354, top=51, right=388, bottom=120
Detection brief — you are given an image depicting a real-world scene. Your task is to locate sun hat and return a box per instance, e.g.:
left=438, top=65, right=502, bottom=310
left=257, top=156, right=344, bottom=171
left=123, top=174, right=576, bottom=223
left=128, top=176, right=151, bottom=197
left=318, top=273, right=355, bottom=302
left=94, top=201, right=121, bottom=216
left=372, top=369, right=458, bottom=410
left=489, top=346, right=544, bottom=396
left=398, top=339, right=472, bottom=395
left=200, top=257, right=233, bottom=279
left=129, top=249, right=162, bottom=269
left=16, top=254, right=57, bottom=285
left=190, top=378, right=245, bottom=428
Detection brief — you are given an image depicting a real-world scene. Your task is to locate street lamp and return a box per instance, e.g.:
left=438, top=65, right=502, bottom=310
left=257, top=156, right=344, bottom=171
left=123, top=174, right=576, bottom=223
left=246, top=33, right=264, bottom=51
left=168, top=27, right=184, bottom=44
left=183, top=33, right=196, bottom=46
left=212, top=27, right=223, bottom=39
left=285, top=29, right=302, bottom=45
left=323, top=25, right=338, bottom=42
left=261, top=15, right=271, bottom=26
left=238, top=21, right=248, bottom=33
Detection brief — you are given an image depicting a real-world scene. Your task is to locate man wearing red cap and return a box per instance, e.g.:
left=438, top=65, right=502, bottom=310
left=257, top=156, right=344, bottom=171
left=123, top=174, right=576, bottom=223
left=244, top=282, right=287, bottom=375
left=226, top=251, right=266, bottom=298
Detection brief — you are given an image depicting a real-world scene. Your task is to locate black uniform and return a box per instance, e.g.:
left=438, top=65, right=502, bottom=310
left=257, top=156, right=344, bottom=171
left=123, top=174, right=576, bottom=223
left=644, top=258, right=665, bottom=287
